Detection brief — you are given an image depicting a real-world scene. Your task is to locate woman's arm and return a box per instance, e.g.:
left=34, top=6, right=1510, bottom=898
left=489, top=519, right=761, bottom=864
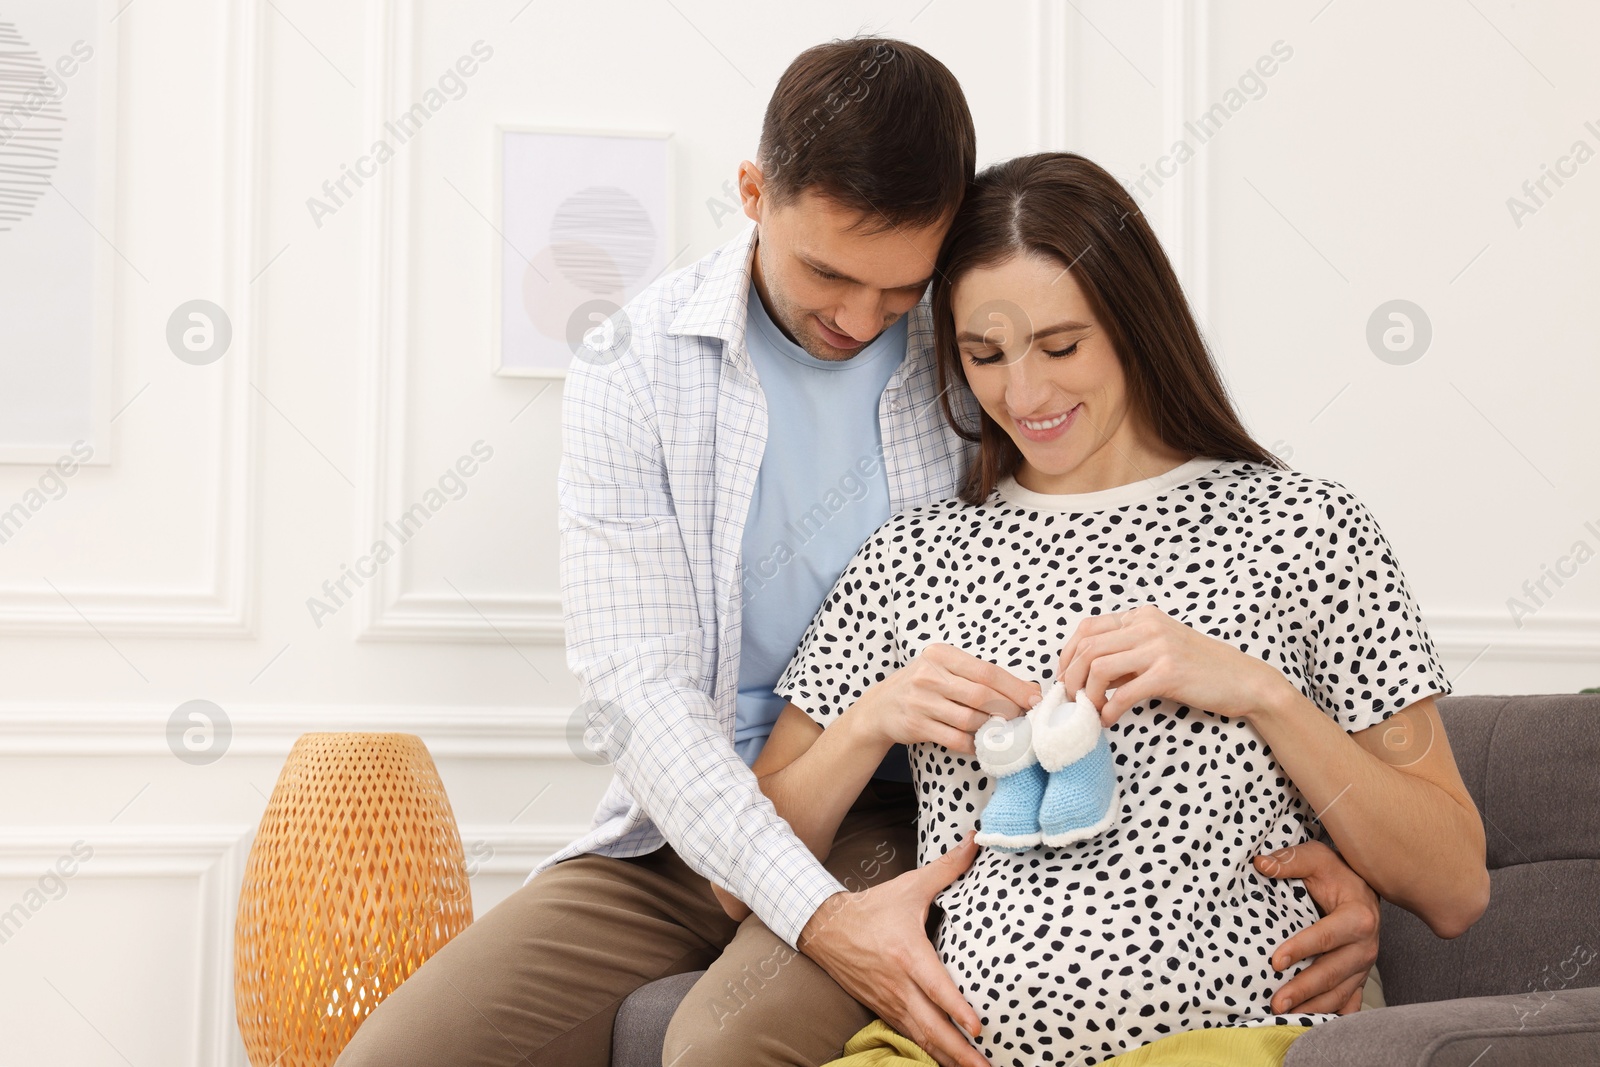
left=753, top=703, right=890, bottom=859
left=1247, top=684, right=1489, bottom=939
left=757, top=642, right=1039, bottom=860
left=1057, top=605, right=1490, bottom=940
left=709, top=644, right=1041, bottom=921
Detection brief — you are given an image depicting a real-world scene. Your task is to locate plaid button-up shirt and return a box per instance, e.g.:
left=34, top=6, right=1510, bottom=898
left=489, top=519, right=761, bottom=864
left=533, top=222, right=975, bottom=948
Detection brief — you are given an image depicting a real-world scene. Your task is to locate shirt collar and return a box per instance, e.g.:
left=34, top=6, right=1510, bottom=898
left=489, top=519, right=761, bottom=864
left=666, top=221, right=759, bottom=349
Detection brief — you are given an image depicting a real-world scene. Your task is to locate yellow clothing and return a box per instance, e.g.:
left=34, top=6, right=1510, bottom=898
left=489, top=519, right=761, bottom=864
left=825, top=1019, right=1313, bottom=1067
left=828, top=1020, right=938, bottom=1065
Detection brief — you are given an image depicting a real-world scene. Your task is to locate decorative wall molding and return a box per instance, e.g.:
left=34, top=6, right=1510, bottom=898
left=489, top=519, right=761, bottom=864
left=456, top=822, right=593, bottom=875
left=1430, top=610, right=1600, bottom=665
left=1135, top=5, right=1596, bottom=675
left=362, top=590, right=568, bottom=643
left=0, top=825, right=249, bottom=877
left=1033, top=0, right=1074, bottom=151
left=1160, top=0, right=1210, bottom=319
left=0, top=702, right=580, bottom=758
left=0, top=819, right=584, bottom=1067
left=352, top=0, right=563, bottom=645
left=0, top=0, right=262, bottom=639
left=0, top=605, right=1594, bottom=763
left=0, top=825, right=254, bottom=1067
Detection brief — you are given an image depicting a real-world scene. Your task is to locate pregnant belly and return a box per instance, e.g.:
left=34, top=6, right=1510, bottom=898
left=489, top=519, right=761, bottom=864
left=934, top=848, right=1331, bottom=1066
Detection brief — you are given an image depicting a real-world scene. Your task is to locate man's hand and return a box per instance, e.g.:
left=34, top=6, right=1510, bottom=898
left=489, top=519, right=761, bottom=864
left=798, top=833, right=986, bottom=1067
left=1255, top=839, right=1380, bottom=1015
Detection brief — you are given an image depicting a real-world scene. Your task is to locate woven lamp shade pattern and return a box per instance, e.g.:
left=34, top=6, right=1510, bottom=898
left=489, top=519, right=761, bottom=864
left=234, top=733, right=474, bottom=1067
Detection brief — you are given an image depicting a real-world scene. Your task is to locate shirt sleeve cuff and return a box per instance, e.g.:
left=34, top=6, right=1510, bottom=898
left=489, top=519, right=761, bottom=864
left=745, top=830, right=847, bottom=950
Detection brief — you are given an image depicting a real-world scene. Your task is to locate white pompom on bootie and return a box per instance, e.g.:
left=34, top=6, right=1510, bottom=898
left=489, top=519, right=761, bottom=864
left=1028, top=682, right=1121, bottom=847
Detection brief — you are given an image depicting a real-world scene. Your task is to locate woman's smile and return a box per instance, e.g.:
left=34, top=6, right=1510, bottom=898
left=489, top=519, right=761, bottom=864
left=1013, top=402, right=1082, bottom=443
left=948, top=251, right=1195, bottom=495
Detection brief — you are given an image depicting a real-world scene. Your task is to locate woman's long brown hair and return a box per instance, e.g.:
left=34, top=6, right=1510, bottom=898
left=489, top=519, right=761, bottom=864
left=932, top=152, right=1288, bottom=504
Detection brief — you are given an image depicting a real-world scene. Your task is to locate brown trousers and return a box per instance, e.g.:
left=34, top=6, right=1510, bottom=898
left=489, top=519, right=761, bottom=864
left=335, top=778, right=918, bottom=1067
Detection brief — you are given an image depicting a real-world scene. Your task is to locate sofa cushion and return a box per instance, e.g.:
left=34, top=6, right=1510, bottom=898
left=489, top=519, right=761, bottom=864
left=1282, top=985, right=1600, bottom=1066
left=612, top=970, right=704, bottom=1067
left=1377, top=694, right=1600, bottom=1006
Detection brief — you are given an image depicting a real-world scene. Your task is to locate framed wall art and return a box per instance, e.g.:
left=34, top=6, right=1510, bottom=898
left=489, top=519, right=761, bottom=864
left=493, top=126, right=672, bottom=379
left=0, top=0, right=117, bottom=464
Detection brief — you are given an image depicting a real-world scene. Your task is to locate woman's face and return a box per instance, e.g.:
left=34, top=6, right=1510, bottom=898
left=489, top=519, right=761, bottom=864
left=951, top=253, right=1173, bottom=493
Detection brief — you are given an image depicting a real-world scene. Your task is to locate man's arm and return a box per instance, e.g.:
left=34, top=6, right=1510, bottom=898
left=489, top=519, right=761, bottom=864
left=558, top=351, right=842, bottom=948
left=742, top=705, right=990, bottom=1067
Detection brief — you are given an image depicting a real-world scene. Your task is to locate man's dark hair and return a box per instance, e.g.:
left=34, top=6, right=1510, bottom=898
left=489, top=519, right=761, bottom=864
left=758, top=37, right=975, bottom=234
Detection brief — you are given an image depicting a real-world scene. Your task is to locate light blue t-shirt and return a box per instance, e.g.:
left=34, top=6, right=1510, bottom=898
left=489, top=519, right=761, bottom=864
left=736, top=283, right=911, bottom=780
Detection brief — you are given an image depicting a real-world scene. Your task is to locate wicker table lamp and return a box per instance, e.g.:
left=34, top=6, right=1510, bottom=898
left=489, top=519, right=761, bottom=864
left=234, top=732, right=474, bottom=1067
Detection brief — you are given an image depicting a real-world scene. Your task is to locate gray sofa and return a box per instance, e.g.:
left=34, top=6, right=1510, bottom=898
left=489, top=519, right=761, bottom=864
left=1284, top=692, right=1600, bottom=1065
left=613, top=693, right=1600, bottom=1066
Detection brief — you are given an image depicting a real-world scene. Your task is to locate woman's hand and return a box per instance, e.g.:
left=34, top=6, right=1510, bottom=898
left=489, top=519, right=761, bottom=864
left=1054, top=604, right=1282, bottom=726
left=853, top=643, right=1041, bottom=755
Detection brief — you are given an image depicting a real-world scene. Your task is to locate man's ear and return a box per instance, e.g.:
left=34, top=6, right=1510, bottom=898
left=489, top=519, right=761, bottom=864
left=737, top=160, right=765, bottom=224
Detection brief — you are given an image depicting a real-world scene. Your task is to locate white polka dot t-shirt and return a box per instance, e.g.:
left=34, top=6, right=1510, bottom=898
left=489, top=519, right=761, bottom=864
left=775, top=456, right=1452, bottom=1065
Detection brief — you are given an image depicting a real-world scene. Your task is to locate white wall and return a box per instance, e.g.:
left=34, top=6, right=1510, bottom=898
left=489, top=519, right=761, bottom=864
left=0, top=1, right=1594, bottom=1063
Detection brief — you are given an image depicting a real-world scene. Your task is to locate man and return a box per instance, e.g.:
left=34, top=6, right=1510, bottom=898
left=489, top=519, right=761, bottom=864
left=337, top=36, right=1380, bottom=1067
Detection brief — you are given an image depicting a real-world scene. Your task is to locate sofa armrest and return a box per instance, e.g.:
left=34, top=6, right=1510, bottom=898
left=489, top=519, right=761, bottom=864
left=1282, top=986, right=1600, bottom=1067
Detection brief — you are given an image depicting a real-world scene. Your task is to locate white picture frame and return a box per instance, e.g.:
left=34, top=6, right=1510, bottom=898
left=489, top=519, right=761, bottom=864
left=492, top=125, right=673, bottom=379
left=0, top=0, right=118, bottom=465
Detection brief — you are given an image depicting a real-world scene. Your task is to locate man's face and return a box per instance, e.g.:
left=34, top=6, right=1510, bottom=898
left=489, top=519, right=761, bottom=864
left=739, top=162, right=949, bottom=361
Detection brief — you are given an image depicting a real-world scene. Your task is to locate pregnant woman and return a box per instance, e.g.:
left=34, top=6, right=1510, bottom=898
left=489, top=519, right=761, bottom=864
left=746, top=153, right=1490, bottom=1065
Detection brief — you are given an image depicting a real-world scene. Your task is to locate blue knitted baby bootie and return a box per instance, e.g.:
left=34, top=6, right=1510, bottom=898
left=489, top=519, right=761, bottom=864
left=1029, top=683, right=1120, bottom=847
left=973, top=713, right=1046, bottom=852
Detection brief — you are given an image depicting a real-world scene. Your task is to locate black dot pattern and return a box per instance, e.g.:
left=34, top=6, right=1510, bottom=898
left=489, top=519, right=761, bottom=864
left=774, top=458, right=1452, bottom=1064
